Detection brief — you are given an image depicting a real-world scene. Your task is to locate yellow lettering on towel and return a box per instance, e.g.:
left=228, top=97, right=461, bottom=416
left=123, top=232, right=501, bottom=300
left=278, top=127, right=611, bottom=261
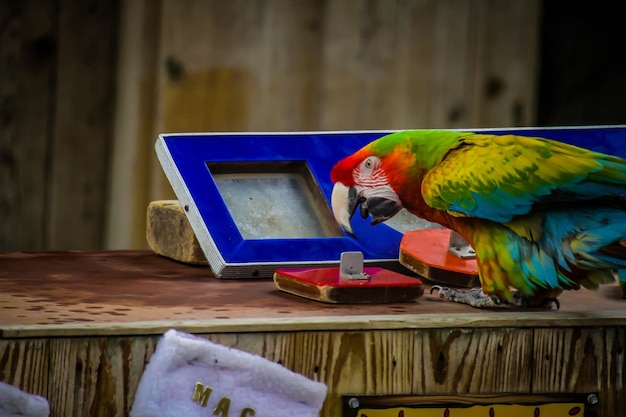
left=213, top=397, right=231, bottom=416
left=192, top=382, right=213, bottom=407
left=192, top=382, right=256, bottom=416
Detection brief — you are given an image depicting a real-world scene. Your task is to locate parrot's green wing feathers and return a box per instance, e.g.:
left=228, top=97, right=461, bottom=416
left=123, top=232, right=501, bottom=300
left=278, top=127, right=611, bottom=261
left=422, top=133, right=626, bottom=222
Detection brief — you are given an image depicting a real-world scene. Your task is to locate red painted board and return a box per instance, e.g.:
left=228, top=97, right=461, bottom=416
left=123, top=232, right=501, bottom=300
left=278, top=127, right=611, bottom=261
left=276, top=267, right=422, bottom=287
left=400, top=228, right=480, bottom=287
left=274, top=267, right=423, bottom=303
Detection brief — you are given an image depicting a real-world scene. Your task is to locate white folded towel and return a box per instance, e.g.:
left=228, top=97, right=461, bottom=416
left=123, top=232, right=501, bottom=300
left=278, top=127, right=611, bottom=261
left=0, top=382, right=49, bottom=417
left=131, top=329, right=327, bottom=417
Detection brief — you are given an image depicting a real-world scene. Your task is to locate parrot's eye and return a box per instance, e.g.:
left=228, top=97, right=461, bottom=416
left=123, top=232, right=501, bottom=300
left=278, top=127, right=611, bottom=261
left=364, top=158, right=374, bottom=169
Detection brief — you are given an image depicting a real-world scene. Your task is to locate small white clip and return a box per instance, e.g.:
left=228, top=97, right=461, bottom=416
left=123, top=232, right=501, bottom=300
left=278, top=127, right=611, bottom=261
left=340, top=251, right=370, bottom=280
left=448, top=230, right=476, bottom=259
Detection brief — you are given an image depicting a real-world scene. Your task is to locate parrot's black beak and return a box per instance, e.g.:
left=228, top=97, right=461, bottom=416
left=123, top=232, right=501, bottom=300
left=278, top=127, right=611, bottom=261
left=331, top=182, right=403, bottom=236
left=361, top=197, right=403, bottom=225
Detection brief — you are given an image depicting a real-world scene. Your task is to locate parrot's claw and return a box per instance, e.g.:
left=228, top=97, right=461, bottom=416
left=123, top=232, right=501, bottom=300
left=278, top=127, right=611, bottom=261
left=430, top=286, right=562, bottom=310
left=430, top=285, right=502, bottom=308
left=510, top=291, right=561, bottom=310
left=546, top=298, right=560, bottom=310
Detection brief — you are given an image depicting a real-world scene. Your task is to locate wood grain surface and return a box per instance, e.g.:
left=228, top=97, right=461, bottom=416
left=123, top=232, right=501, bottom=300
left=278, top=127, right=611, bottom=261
left=47, top=0, right=119, bottom=250
left=0, top=250, right=624, bottom=338
left=46, top=336, right=156, bottom=417
left=0, top=1, right=56, bottom=251
left=106, top=0, right=542, bottom=250
left=0, top=0, right=119, bottom=252
left=0, top=251, right=624, bottom=417
left=532, top=327, right=625, bottom=416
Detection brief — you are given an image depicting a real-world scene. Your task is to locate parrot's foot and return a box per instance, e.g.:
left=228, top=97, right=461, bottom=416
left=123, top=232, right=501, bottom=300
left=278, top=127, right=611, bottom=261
left=429, top=286, right=561, bottom=310
left=510, top=291, right=560, bottom=310
left=429, top=286, right=502, bottom=308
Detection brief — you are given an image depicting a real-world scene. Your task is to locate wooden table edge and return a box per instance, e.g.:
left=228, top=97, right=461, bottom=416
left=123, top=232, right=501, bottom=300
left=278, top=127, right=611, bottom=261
left=2, top=310, right=625, bottom=338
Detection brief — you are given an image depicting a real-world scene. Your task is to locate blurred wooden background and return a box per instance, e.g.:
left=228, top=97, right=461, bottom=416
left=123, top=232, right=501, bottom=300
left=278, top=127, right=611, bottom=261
left=1, top=0, right=625, bottom=252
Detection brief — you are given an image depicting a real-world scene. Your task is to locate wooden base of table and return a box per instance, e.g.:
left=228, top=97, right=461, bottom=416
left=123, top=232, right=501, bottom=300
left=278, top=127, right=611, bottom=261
left=1, top=251, right=625, bottom=417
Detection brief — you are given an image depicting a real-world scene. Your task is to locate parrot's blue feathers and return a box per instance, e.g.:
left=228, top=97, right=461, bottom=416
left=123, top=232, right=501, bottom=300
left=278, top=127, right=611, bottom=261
left=518, top=208, right=626, bottom=292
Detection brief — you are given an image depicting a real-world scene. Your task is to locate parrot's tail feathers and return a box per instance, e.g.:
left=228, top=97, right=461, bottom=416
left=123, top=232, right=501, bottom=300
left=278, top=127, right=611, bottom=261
left=599, top=240, right=626, bottom=261
left=576, top=269, right=615, bottom=291
left=568, top=219, right=626, bottom=269
left=525, top=244, right=560, bottom=288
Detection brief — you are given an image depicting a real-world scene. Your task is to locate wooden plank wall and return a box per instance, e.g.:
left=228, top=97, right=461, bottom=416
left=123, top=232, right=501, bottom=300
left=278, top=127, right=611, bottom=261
left=7, top=1, right=624, bottom=253
left=106, top=0, right=541, bottom=249
left=0, top=0, right=541, bottom=251
left=1, top=327, right=623, bottom=416
left=0, top=0, right=119, bottom=252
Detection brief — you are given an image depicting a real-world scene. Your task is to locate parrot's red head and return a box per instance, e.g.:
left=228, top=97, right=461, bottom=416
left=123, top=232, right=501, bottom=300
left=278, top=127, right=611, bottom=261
left=330, top=140, right=415, bottom=235
left=330, top=147, right=372, bottom=186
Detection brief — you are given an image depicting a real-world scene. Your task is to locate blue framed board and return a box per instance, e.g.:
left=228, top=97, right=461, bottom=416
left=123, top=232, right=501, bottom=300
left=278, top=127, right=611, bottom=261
left=156, top=125, right=626, bottom=278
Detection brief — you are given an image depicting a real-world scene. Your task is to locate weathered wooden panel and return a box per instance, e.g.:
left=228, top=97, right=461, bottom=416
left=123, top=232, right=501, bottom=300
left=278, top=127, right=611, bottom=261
left=157, top=0, right=324, bottom=133
left=1, top=250, right=625, bottom=336
left=0, top=338, right=49, bottom=398
left=106, top=0, right=328, bottom=248
left=319, top=0, right=400, bottom=130
left=246, top=0, right=324, bottom=131
left=428, top=0, right=479, bottom=128
left=533, top=327, right=626, bottom=417
left=152, top=0, right=325, bottom=197
left=0, top=0, right=56, bottom=251
left=105, top=0, right=161, bottom=250
left=106, top=0, right=542, bottom=249
left=473, top=0, right=541, bottom=127
left=1, top=326, right=625, bottom=416
left=154, top=0, right=540, bottom=133
left=0, top=0, right=119, bottom=251
left=47, top=336, right=157, bottom=417
left=319, top=0, right=540, bottom=130
left=386, top=0, right=439, bottom=129
left=36, top=331, right=412, bottom=417
left=1, top=251, right=624, bottom=416
left=414, top=328, right=533, bottom=393
left=200, top=330, right=415, bottom=417
left=46, top=0, right=119, bottom=250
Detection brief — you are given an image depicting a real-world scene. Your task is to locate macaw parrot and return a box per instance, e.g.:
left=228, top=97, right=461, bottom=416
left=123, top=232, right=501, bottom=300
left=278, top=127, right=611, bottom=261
left=330, top=130, right=626, bottom=308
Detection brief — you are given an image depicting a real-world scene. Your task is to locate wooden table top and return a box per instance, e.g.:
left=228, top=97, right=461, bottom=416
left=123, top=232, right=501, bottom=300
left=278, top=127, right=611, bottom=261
left=0, top=250, right=625, bottom=338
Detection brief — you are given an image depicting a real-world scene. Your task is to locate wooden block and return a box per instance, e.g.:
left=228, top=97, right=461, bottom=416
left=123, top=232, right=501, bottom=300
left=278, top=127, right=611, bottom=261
left=146, top=200, right=208, bottom=265
left=274, top=267, right=423, bottom=304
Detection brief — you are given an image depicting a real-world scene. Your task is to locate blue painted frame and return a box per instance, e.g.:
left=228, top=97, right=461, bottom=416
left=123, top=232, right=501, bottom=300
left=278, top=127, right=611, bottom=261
left=156, top=125, right=626, bottom=277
